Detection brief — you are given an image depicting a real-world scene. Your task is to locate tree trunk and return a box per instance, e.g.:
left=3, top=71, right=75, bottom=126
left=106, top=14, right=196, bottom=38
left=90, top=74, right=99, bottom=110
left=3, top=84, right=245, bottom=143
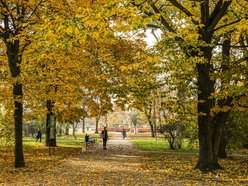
left=195, top=69, right=220, bottom=172
left=212, top=112, right=226, bottom=163
left=177, top=138, right=182, bottom=149
left=195, top=44, right=222, bottom=172
left=13, top=83, right=25, bottom=167
left=149, top=121, right=155, bottom=138
left=216, top=36, right=231, bottom=159
left=6, top=40, right=25, bottom=167
left=73, top=126, right=76, bottom=136
left=105, top=115, right=108, bottom=128
left=45, top=100, right=57, bottom=147
left=212, top=110, right=229, bottom=159
left=95, top=116, right=100, bottom=133
left=65, top=124, right=69, bottom=135
left=168, top=138, right=175, bottom=149
left=146, top=114, right=155, bottom=137
left=72, top=123, right=78, bottom=139
left=82, top=117, right=85, bottom=133
left=58, top=128, right=62, bottom=137
left=218, top=129, right=227, bottom=158
left=144, top=107, right=155, bottom=137
left=134, top=125, right=138, bottom=134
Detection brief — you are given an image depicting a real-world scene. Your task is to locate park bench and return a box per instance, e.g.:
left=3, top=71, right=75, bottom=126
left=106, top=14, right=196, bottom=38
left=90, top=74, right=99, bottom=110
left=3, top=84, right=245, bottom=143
left=84, top=134, right=96, bottom=147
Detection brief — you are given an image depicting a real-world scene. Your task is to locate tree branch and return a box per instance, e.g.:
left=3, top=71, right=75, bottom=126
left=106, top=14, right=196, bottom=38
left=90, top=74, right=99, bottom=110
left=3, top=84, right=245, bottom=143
left=215, top=44, right=248, bottom=48
left=200, top=0, right=209, bottom=27
left=168, top=0, right=199, bottom=25
left=146, top=23, right=160, bottom=29
left=0, top=25, right=4, bottom=38
left=149, top=2, right=176, bottom=33
left=209, top=0, right=223, bottom=24
left=213, top=18, right=243, bottom=32
left=1, top=0, right=16, bottom=34
left=207, top=0, right=232, bottom=33
left=27, top=0, right=43, bottom=21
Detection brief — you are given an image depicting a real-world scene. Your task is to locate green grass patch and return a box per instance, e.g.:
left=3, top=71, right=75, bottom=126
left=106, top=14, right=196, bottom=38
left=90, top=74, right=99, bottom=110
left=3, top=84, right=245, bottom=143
left=132, top=139, right=170, bottom=151
left=22, top=135, right=85, bottom=148
left=132, top=138, right=198, bottom=153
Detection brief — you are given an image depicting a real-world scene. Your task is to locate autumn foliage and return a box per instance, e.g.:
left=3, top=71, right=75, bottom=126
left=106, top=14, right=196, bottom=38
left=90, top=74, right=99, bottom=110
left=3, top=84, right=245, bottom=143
left=0, top=0, right=247, bottom=177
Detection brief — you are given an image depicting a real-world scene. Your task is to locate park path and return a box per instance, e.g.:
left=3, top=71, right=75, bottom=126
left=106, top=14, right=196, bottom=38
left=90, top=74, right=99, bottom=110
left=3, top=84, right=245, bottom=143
left=46, top=133, right=178, bottom=186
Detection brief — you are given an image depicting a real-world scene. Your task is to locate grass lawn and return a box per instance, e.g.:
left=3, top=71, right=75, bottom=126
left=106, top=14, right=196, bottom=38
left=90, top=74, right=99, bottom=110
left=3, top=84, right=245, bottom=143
left=131, top=137, right=198, bottom=153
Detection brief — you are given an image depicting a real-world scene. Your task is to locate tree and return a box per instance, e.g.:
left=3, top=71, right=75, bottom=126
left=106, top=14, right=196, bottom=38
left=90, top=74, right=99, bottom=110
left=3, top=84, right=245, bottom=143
left=131, top=0, right=248, bottom=172
left=0, top=0, right=47, bottom=167
left=159, top=121, right=184, bottom=149
left=58, top=106, right=85, bottom=138
left=128, top=109, right=143, bottom=134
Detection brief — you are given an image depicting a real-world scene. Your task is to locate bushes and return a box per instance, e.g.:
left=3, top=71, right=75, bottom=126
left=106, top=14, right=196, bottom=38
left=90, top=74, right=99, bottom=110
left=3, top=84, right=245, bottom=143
left=159, top=122, right=185, bottom=149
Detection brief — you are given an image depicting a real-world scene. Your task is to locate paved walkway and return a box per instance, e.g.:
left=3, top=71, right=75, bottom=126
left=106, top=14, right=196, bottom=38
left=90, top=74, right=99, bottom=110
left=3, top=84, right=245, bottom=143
left=63, top=133, right=149, bottom=185
left=98, top=134, right=133, bottom=149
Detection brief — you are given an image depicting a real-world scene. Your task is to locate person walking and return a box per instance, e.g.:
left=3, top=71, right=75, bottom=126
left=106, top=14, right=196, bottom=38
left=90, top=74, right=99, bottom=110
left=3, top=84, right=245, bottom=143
left=121, top=129, right=127, bottom=139
left=101, top=127, right=108, bottom=149
left=36, top=130, right=42, bottom=142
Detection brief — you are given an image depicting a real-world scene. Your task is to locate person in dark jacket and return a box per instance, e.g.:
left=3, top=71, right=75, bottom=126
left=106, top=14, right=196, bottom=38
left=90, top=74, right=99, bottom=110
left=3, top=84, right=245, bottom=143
left=36, top=130, right=42, bottom=142
left=121, top=129, right=127, bottom=139
left=101, top=127, right=108, bottom=149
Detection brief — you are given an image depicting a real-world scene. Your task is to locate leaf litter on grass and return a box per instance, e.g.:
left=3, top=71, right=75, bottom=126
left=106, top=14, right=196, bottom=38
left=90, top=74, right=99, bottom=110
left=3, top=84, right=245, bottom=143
left=0, top=135, right=247, bottom=185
